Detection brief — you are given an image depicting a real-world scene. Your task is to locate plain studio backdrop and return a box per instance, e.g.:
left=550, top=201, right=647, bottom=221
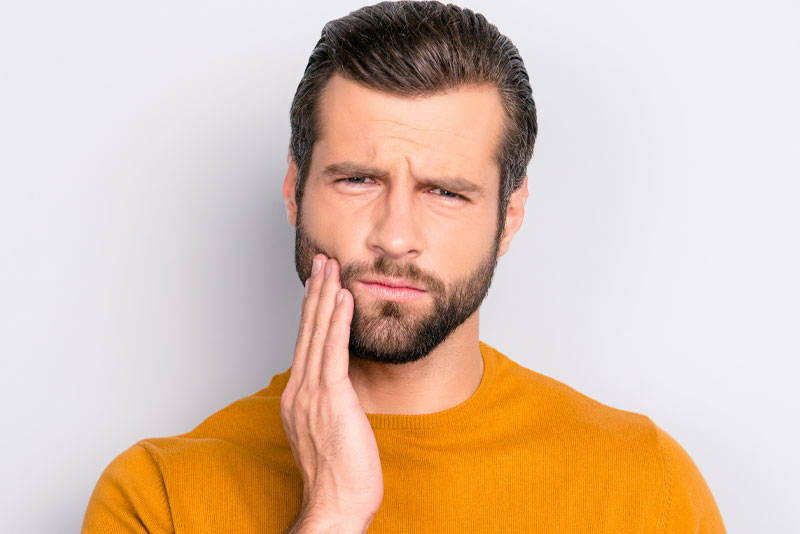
left=1, top=1, right=798, bottom=532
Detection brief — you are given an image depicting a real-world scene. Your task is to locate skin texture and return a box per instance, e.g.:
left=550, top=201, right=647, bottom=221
left=280, top=75, right=528, bottom=532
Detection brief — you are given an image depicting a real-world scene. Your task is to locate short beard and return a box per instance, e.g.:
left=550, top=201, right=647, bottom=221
left=294, top=208, right=501, bottom=365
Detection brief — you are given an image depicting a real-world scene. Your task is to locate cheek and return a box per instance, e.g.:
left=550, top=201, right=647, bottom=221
left=427, top=212, right=497, bottom=277
left=429, top=216, right=497, bottom=270
left=300, top=191, right=369, bottom=257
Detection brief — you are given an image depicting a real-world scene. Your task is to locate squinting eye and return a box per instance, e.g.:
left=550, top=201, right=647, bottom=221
left=431, top=188, right=463, bottom=200
left=344, top=176, right=373, bottom=184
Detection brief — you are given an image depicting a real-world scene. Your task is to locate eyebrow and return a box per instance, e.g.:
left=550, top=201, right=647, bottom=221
left=323, top=162, right=387, bottom=179
left=322, top=161, right=486, bottom=196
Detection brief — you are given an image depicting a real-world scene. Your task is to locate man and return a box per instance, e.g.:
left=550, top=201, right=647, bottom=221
left=83, top=2, right=726, bottom=533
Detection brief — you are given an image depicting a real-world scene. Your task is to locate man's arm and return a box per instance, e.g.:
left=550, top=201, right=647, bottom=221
left=82, top=443, right=173, bottom=534
left=656, top=425, right=726, bottom=533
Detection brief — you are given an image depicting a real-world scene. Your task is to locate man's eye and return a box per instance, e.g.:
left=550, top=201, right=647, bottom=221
left=431, top=188, right=463, bottom=201
left=343, top=176, right=373, bottom=184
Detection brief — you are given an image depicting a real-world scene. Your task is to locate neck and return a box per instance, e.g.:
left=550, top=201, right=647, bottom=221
left=347, top=310, right=484, bottom=415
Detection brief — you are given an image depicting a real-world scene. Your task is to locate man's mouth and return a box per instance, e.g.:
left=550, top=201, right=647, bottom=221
left=357, top=277, right=427, bottom=302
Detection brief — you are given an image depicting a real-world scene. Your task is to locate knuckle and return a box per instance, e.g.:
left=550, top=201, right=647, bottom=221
left=297, top=322, right=313, bottom=340
left=322, top=338, right=340, bottom=355
left=319, top=374, right=343, bottom=389
left=279, top=394, right=293, bottom=414
left=295, top=327, right=309, bottom=346
left=280, top=401, right=296, bottom=421
left=310, top=323, right=327, bottom=340
left=294, top=392, right=311, bottom=413
left=318, top=380, right=332, bottom=396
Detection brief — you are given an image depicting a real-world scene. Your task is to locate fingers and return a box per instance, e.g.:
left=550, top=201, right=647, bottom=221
left=320, top=288, right=353, bottom=383
left=288, top=252, right=349, bottom=391
left=288, top=254, right=327, bottom=389
left=304, top=257, right=342, bottom=386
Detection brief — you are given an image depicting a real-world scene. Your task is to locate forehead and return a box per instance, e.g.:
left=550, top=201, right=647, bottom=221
left=312, top=74, right=505, bottom=185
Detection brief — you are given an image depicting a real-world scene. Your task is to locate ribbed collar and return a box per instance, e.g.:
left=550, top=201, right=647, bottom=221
left=365, top=340, right=499, bottom=430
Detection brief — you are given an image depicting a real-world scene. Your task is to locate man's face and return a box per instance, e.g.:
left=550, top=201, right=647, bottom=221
left=290, top=75, right=508, bottom=365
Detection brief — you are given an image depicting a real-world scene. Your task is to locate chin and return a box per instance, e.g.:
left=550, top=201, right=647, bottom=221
left=348, top=300, right=444, bottom=365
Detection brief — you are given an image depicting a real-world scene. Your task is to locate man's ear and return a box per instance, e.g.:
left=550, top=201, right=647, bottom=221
left=282, top=148, right=299, bottom=227
left=497, top=175, right=529, bottom=258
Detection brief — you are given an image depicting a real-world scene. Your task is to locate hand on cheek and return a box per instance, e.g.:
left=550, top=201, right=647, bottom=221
left=280, top=254, right=384, bottom=532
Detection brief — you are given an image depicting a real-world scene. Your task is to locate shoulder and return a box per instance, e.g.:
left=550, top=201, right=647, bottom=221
left=180, top=367, right=291, bottom=442
left=488, top=342, right=658, bottom=442
left=654, top=425, right=727, bottom=532
left=82, top=442, right=173, bottom=533
left=486, top=343, right=726, bottom=532
left=83, top=368, right=293, bottom=532
left=140, top=366, right=293, bottom=462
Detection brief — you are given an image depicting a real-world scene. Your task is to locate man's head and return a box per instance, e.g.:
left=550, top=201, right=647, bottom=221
left=282, top=1, right=537, bottom=365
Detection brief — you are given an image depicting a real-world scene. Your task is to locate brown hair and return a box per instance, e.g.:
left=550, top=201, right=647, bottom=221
left=289, top=1, right=538, bottom=239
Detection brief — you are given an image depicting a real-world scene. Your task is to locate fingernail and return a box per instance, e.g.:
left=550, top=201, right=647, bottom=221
left=304, top=278, right=310, bottom=297
left=336, top=290, right=344, bottom=305
left=324, top=261, right=332, bottom=280
left=312, top=258, right=322, bottom=276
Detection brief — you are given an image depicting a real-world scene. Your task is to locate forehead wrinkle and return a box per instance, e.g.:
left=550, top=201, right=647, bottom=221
left=363, top=118, right=475, bottom=140
left=362, top=121, right=504, bottom=181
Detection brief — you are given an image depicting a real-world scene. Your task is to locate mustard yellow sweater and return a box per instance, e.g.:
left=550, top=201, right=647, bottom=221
left=83, top=342, right=725, bottom=533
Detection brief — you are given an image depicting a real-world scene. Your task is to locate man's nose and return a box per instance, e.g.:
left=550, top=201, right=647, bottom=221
left=365, top=185, right=423, bottom=261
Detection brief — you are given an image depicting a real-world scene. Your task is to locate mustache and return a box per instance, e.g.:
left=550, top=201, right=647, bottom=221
left=340, top=256, right=445, bottom=294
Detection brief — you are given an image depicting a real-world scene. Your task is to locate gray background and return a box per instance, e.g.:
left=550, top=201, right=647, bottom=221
left=1, top=0, right=798, bottom=532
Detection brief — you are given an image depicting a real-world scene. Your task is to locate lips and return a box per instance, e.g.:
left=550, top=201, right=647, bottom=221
left=358, top=277, right=425, bottom=292
left=356, top=277, right=427, bottom=303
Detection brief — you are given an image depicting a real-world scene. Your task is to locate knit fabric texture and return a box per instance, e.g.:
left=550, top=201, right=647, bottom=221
left=82, top=341, right=725, bottom=533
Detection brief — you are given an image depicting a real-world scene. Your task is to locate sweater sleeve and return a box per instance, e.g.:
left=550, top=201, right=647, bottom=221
left=82, top=443, right=174, bottom=534
left=655, top=425, right=726, bottom=533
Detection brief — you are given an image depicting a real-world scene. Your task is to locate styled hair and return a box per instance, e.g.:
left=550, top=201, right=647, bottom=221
left=289, top=1, right=538, bottom=237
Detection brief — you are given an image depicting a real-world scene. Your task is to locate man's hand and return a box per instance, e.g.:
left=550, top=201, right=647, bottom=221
left=281, top=254, right=384, bottom=534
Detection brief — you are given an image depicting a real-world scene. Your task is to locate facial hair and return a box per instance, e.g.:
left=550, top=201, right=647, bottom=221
left=294, top=210, right=501, bottom=365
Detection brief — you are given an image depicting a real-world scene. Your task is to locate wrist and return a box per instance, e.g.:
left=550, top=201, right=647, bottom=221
left=286, top=505, right=374, bottom=534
